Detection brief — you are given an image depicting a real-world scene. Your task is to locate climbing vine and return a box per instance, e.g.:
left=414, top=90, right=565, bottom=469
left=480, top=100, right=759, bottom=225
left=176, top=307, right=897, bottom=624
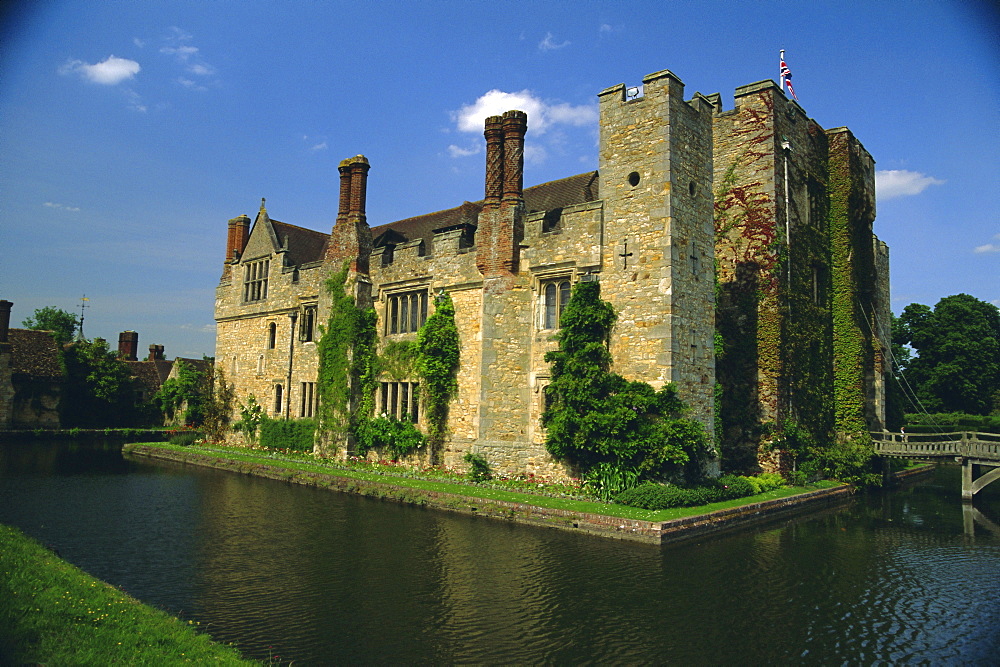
left=828, top=134, right=872, bottom=441
left=154, top=359, right=207, bottom=425
left=713, top=91, right=836, bottom=473
left=416, top=292, right=460, bottom=457
left=542, top=280, right=710, bottom=491
left=316, top=264, right=378, bottom=454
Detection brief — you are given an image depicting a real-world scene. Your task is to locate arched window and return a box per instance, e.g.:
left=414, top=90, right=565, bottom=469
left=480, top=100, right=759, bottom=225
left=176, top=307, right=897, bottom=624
left=274, top=384, right=283, bottom=414
left=267, top=322, right=277, bottom=349
left=542, top=279, right=571, bottom=329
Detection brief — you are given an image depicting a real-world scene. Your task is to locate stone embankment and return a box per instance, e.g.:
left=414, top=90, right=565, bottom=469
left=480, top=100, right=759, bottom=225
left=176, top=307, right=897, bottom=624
left=125, top=445, right=928, bottom=545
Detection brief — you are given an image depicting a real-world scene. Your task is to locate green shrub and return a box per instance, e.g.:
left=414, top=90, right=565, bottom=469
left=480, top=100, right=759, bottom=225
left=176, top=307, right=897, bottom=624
left=463, top=452, right=492, bottom=483
left=903, top=412, right=1000, bottom=434
left=716, top=474, right=755, bottom=499
left=167, top=430, right=200, bottom=447
left=614, top=474, right=760, bottom=510
left=816, top=441, right=880, bottom=487
left=584, top=462, right=641, bottom=501
left=258, top=418, right=316, bottom=452
left=614, top=483, right=690, bottom=510
left=356, top=416, right=425, bottom=460
left=742, top=472, right=785, bottom=494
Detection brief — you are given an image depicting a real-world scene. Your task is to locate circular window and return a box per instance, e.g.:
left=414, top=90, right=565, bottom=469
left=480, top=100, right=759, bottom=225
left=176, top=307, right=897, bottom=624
left=627, top=171, right=640, bottom=187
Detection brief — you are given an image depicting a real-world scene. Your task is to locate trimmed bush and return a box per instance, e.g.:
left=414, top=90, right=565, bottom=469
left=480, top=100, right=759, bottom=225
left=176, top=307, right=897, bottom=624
left=614, top=474, right=762, bottom=510
left=463, top=452, right=493, bottom=483
left=167, top=430, right=200, bottom=447
left=259, top=418, right=316, bottom=452
left=355, top=416, right=425, bottom=460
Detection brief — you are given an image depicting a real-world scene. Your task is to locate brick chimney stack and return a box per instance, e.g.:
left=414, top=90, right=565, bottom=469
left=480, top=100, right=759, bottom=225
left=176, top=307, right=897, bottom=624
left=149, top=344, right=165, bottom=361
left=501, top=110, right=527, bottom=203
left=326, top=155, right=373, bottom=274
left=484, top=115, right=504, bottom=208
left=118, top=331, right=139, bottom=361
left=227, top=214, right=251, bottom=262
left=0, top=300, right=11, bottom=344
left=477, top=110, right=528, bottom=279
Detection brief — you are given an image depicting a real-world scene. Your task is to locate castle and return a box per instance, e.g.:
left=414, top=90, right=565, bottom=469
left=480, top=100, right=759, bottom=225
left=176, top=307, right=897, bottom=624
left=215, top=68, right=890, bottom=477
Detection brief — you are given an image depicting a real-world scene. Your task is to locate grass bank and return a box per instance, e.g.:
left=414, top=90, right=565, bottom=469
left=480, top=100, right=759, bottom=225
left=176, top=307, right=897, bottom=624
left=126, top=442, right=845, bottom=529
left=0, top=523, right=256, bottom=665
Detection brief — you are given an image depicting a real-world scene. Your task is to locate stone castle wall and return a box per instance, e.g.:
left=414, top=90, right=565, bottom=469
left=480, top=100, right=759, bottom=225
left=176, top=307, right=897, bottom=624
left=215, top=66, right=885, bottom=478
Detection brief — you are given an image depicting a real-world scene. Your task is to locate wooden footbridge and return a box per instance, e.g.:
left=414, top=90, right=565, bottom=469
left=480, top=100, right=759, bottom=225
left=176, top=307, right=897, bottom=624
left=872, top=431, right=1000, bottom=501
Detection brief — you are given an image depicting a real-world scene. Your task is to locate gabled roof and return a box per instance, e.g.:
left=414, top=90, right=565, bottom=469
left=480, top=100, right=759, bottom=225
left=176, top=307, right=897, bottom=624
left=126, top=359, right=173, bottom=395
left=271, top=220, right=329, bottom=266
left=7, top=329, right=64, bottom=379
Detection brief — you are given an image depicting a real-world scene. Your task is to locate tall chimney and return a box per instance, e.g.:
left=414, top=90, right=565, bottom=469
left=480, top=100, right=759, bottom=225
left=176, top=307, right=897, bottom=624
left=337, top=160, right=352, bottom=224
left=484, top=115, right=504, bottom=207
left=226, top=214, right=251, bottom=262
left=348, top=155, right=370, bottom=219
left=0, top=300, right=12, bottom=344
left=327, top=155, right=373, bottom=275
left=118, top=331, right=139, bottom=361
left=149, top=344, right=165, bottom=361
left=501, top=110, right=527, bottom=203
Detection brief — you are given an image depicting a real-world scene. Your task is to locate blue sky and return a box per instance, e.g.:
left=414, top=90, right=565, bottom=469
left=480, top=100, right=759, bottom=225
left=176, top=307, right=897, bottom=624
left=1, top=0, right=997, bottom=358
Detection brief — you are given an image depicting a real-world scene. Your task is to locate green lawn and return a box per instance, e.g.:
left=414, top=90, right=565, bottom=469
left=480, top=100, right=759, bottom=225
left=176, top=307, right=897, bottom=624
left=0, top=523, right=257, bottom=665
left=129, top=442, right=842, bottom=523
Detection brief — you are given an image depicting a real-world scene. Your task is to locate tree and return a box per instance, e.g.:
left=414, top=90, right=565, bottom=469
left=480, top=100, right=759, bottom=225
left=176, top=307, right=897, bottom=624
left=895, top=294, right=1000, bottom=415
left=62, top=339, right=141, bottom=427
left=22, top=306, right=78, bottom=345
left=542, top=280, right=710, bottom=489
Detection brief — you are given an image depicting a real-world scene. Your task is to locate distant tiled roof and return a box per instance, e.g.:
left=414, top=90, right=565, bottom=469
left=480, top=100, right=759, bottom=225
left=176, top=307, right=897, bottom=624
left=7, top=329, right=64, bottom=379
left=126, top=359, right=173, bottom=395
left=270, top=219, right=330, bottom=266
left=371, top=171, right=600, bottom=247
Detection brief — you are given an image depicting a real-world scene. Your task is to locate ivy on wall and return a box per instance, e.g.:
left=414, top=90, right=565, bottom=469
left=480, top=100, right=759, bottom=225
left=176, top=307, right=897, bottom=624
left=828, top=135, right=871, bottom=441
left=416, top=292, right=460, bottom=460
left=542, top=280, right=710, bottom=490
left=316, top=272, right=458, bottom=461
left=316, top=264, right=377, bottom=454
left=714, top=91, right=838, bottom=473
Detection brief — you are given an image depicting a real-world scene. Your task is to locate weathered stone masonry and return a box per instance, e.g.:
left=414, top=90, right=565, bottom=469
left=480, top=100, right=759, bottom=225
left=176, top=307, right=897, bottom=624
left=214, top=66, right=887, bottom=477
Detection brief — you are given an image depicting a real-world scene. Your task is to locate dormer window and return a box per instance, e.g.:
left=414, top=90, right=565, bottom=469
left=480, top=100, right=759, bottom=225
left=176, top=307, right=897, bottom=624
left=243, top=259, right=269, bottom=302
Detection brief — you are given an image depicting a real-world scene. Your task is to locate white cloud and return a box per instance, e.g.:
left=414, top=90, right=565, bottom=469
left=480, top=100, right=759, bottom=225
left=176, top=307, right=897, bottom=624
left=133, top=38, right=145, bottom=48
left=453, top=89, right=597, bottom=136
left=875, top=169, right=945, bottom=200
left=160, top=27, right=215, bottom=82
left=43, top=202, right=81, bottom=212
left=310, top=142, right=328, bottom=152
left=524, top=144, right=547, bottom=165
left=973, top=233, right=1000, bottom=254
left=160, top=44, right=199, bottom=60
left=125, top=89, right=147, bottom=111
left=448, top=143, right=481, bottom=158
left=539, top=32, right=570, bottom=51
left=59, top=55, right=140, bottom=85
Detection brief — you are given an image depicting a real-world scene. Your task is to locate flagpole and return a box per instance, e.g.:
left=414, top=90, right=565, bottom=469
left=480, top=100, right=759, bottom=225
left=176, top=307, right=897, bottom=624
left=779, top=49, right=785, bottom=92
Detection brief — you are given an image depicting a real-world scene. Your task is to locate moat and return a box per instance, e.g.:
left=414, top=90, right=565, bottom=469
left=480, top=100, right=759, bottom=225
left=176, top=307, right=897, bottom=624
left=2, top=439, right=999, bottom=664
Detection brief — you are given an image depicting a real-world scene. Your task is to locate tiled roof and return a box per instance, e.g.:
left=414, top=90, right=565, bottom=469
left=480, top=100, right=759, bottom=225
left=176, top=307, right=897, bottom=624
left=126, top=359, right=173, bottom=394
left=7, top=329, right=64, bottom=379
left=277, top=170, right=601, bottom=255
left=371, top=171, right=600, bottom=247
left=271, top=220, right=330, bottom=266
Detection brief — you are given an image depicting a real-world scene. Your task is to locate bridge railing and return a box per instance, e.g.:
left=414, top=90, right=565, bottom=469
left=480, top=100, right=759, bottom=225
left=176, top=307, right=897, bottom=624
left=871, top=431, right=1000, bottom=462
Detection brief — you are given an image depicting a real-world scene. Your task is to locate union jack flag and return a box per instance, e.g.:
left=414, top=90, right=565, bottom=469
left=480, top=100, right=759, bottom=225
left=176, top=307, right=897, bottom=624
left=780, top=51, right=798, bottom=101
